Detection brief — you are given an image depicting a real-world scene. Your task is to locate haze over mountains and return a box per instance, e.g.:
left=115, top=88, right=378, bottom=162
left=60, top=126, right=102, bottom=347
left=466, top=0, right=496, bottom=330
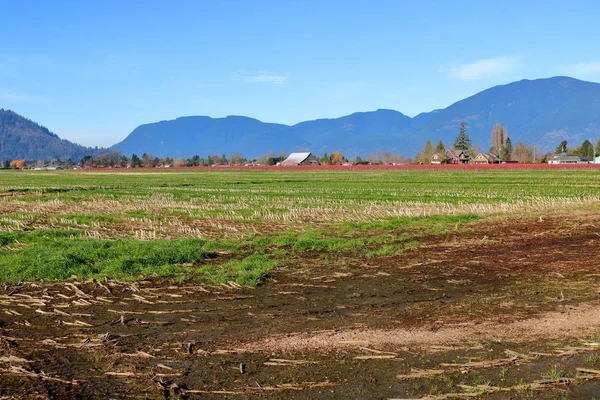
left=2, top=76, right=600, bottom=161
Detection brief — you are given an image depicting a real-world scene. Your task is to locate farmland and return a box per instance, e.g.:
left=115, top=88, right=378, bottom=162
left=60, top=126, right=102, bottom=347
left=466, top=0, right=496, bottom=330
left=1, top=168, right=600, bottom=399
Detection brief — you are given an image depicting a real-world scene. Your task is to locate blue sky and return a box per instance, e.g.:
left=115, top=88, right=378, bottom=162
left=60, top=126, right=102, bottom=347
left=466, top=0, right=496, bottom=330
left=1, top=0, right=600, bottom=146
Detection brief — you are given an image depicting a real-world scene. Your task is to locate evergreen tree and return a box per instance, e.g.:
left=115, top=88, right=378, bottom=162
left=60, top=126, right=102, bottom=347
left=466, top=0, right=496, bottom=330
left=556, top=140, right=568, bottom=154
left=130, top=153, right=141, bottom=167
left=453, top=122, right=472, bottom=150
left=435, top=140, right=445, bottom=153
left=320, top=153, right=331, bottom=165
left=190, top=155, right=201, bottom=166
left=581, top=139, right=594, bottom=161
left=501, top=137, right=513, bottom=160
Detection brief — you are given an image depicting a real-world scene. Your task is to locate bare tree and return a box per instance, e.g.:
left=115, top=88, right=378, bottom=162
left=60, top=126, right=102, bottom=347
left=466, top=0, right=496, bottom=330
left=491, top=123, right=507, bottom=154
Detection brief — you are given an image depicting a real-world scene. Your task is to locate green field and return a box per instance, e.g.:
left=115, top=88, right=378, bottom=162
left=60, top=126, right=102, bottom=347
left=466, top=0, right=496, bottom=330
left=4, top=168, right=600, bottom=399
left=1, top=169, right=599, bottom=283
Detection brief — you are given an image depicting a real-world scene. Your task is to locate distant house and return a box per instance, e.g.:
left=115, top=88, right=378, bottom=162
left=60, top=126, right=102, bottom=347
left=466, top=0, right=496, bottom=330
left=445, top=149, right=470, bottom=164
left=594, top=156, right=600, bottom=164
left=472, top=153, right=500, bottom=164
left=548, top=153, right=582, bottom=164
left=280, top=152, right=320, bottom=166
left=430, top=152, right=447, bottom=164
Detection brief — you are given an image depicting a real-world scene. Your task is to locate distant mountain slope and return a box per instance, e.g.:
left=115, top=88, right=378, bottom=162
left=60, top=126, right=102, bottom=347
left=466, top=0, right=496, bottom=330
left=110, top=109, right=417, bottom=158
left=0, top=109, right=104, bottom=161
left=289, top=109, right=415, bottom=156
left=111, top=77, right=600, bottom=158
left=111, top=115, right=294, bottom=158
left=411, top=76, right=600, bottom=151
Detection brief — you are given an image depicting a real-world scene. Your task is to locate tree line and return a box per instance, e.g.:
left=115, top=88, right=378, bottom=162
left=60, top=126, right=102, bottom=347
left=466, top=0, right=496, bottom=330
left=2, top=149, right=411, bottom=169
left=415, top=122, right=600, bottom=164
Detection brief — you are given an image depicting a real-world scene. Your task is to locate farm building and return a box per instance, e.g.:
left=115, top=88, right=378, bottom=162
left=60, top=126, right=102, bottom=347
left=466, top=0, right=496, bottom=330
left=445, top=149, right=470, bottom=164
left=430, top=152, right=447, bottom=164
left=594, top=156, right=600, bottom=164
left=472, top=153, right=500, bottom=164
left=280, top=152, right=320, bottom=166
left=548, top=153, right=582, bottom=164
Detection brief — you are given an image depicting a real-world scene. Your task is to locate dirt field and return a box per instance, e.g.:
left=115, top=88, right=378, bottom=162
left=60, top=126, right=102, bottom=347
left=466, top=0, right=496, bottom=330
left=2, top=211, right=600, bottom=399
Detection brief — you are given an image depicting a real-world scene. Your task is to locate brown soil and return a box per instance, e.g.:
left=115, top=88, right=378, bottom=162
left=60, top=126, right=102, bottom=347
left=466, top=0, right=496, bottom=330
left=2, top=212, right=600, bottom=398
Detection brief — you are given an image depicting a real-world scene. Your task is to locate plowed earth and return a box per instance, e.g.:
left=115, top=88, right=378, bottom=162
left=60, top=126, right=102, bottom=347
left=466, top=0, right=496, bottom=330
left=2, top=212, right=600, bottom=399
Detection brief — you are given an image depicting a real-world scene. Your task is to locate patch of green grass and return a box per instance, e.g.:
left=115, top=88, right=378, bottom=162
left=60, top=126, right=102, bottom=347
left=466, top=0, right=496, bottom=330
left=584, top=353, right=600, bottom=365
left=516, top=379, right=531, bottom=393
left=54, top=213, right=119, bottom=224
left=365, top=245, right=402, bottom=258
left=250, top=230, right=365, bottom=252
left=292, top=232, right=364, bottom=251
left=339, top=214, right=481, bottom=232
left=0, top=229, right=83, bottom=246
left=499, top=366, right=508, bottom=381
left=125, top=210, right=158, bottom=220
left=0, top=235, right=210, bottom=282
left=271, top=231, right=298, bottom=247
left=436, top=373, right=456, bottom=389
left=198, top=254, right=276, bottom=286
left=542, top=365, right=563, bottom=380
left=364, top=234, right=393, bottom=245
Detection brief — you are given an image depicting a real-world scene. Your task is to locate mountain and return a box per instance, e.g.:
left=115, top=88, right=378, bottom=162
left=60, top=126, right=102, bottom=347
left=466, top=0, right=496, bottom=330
left=289, top=109, right=415, bottom=156
left=110, top=109, right=417, bottom=158
left=5, top=76, right=599, bottom=161
left=111, top=77, right=600, bottom=158
left=111, top=115, right=293, bottom=159
left=409, top=76, right=600, bottom=152
left=0, top=109, right=104, bottom=161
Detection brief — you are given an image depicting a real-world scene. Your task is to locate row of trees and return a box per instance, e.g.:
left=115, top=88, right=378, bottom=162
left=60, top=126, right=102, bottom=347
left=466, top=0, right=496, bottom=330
left=4, top=149, right=408, bottom=169
left=555, top=139, right=599, bottom=160
left=453, top=122, right=514, bottom=159
left=3, top=148, right=416, bottom=169
left=416, top=121, right=600, bottom=164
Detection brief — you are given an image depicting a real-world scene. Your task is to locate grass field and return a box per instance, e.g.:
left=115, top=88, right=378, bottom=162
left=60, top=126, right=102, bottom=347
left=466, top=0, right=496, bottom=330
left=1, top=168, right=600, bottom=399
left=1, top=169, right=598, bottom=283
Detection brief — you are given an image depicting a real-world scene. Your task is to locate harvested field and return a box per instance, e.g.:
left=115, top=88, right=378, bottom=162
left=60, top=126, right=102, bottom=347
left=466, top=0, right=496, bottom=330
left=1, top=169, right=600, bottom=399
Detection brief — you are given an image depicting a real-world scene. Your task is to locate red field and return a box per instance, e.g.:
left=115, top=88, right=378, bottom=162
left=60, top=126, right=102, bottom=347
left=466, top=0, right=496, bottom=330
left=81, top=163, right=600, bottom=172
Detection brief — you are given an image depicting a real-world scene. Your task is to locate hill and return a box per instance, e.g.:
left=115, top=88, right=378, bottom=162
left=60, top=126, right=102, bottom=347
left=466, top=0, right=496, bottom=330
left=0, top=109, right=104, bottom=161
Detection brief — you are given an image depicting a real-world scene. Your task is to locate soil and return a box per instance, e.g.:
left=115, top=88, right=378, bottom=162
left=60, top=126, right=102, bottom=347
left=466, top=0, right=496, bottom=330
left=2, top=212, right=600, bottom=399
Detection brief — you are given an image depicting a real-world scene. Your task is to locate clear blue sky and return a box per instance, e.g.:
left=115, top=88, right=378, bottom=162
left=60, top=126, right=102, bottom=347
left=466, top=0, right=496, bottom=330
left=1, top=0, right=600, bottom=147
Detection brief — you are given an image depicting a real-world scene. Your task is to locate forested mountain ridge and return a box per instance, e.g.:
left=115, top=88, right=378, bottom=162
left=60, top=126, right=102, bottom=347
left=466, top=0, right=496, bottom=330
left=111, top=77, right=600, bottom=158
left=4, top=76, right=600, bottom=161
left=0, top=109, right=104, bottom=161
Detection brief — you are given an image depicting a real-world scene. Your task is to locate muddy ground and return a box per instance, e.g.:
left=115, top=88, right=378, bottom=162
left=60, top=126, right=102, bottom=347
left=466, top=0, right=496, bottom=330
left=2, top=212, right=600, bottom=399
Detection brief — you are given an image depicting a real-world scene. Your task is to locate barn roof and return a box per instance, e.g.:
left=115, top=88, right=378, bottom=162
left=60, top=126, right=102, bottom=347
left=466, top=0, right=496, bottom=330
left=280, top=152, right=312, bottom=166
left=551, top=153, right=581, bottom=161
